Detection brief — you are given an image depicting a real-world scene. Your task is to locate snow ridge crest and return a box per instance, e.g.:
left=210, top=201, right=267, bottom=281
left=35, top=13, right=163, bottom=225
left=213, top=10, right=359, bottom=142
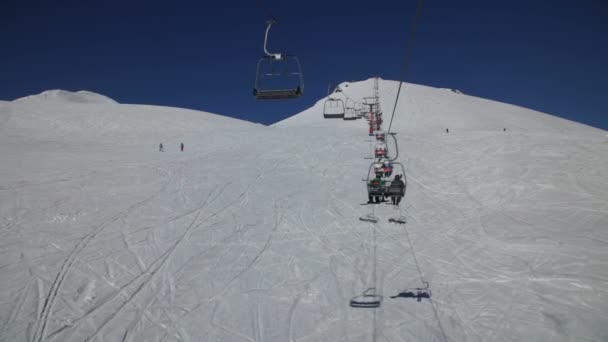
left=14, top=89, right=118, bottom=104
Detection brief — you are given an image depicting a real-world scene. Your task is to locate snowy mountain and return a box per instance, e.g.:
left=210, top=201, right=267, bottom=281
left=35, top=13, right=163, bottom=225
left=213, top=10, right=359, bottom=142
left=1, top=78, right=607, bottom=342
left=14, top=90, right=119, bottom=105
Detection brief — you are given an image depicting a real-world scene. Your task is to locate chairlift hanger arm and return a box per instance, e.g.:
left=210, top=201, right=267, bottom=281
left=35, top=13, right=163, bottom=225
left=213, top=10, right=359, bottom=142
left=264, top=20, right=282, bottom=60
left=388, top=133, right=399, bottom=161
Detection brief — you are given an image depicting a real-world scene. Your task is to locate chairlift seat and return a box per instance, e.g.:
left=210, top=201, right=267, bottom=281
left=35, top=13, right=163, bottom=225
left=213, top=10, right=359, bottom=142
left=367, top=183, right=387, bottom=196
left=254, top=88, right=302, bottom=100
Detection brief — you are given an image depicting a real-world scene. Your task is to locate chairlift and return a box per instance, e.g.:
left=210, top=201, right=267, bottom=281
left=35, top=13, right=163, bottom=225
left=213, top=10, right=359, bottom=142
left=373, top=133, right=399, bottom=161
left=374, top=142, right=388, bottom=159
left=350, top=288, right=382, bottom=308
left=363, top=97, right=379, bottom=106
left=253, top=21, right=304, bottom=100
left=373, top=161, right=393, bottom=177
left=363, top=97, right=380, bottom=113
left=365, top=162, right=407, bottom=201
left=343, top=107, right=358, bottom=120
left=323, top=98, right=345, bottom=119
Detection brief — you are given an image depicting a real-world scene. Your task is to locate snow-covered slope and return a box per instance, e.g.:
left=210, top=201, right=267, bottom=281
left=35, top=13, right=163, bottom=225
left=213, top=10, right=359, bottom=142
left=14, top=90, right=118, bottom=105
left=1, top=79, right=607, bottom=342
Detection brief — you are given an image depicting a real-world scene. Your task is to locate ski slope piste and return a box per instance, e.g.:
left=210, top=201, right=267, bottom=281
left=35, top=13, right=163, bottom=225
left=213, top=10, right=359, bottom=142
left=0, top=79, right=607, bottom=341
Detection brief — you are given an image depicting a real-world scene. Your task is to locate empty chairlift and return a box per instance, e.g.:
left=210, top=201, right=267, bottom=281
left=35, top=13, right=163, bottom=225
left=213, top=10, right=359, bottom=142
left=343, top=99, right=358, bottom=120
left=363, top=97, right=379, bottom=111
left=323, top=98, right=345, bottom=119
left=253, top=21, right=304, bottom=100
left=343, top=107, right=358, bottom=120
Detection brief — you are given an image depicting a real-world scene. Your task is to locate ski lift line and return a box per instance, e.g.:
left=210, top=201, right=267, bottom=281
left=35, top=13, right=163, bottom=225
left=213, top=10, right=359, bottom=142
left=386, top=0, right=424, bottom=135
left=255, top=0, right=278, bottom=23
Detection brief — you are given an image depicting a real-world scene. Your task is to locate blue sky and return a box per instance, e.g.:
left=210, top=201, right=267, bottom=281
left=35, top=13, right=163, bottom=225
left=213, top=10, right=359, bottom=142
left=1, top=0, right=606, bottom=129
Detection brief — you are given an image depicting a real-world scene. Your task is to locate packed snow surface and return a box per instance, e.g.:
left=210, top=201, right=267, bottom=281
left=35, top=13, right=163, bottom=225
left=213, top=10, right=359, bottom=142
left=1, top=78, right=607, bottom=342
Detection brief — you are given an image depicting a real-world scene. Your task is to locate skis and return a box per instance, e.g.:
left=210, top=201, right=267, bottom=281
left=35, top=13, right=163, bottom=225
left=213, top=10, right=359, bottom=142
left=359, top=215, right=406, bottom=224
left=359, top=215, right=379, bottom=223
left=361, top=200, right=389, bottom=205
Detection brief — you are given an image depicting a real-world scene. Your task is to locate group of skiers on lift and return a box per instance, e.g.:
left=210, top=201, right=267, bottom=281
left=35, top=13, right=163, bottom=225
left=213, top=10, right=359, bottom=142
left=367, top=130, right=406, bottom=206
left=368, top=173, right=405, bottom=205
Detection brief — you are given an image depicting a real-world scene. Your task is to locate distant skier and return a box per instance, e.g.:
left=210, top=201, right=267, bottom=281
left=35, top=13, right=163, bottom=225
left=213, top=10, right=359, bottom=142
left=159, top=143, right=164, bottom=152
left=180, top=142, right=184, bottom=152
left=389, top=174, right=405, bottom=206
left=446, top=128, right=449, bottom=133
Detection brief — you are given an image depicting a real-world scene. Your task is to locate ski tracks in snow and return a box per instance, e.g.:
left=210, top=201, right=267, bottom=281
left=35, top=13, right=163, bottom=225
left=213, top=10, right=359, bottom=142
left=55, top=181, right=230, bottom=342
left=208, top=199, right=284, bottom=303
left=47, top=152, right=275, bottom=341
left=31, top=166, right=175, bottom=342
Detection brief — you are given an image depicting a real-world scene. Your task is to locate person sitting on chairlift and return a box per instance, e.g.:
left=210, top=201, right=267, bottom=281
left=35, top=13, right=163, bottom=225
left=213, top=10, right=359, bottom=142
left=375, top=147, right=387, bottom=157
left=368, top=175, right=385, bottom=204
left=389, top=174, right=405, bottom=206
left=373, top=163, right=384, bottom=177
left=383, top=161, right=393, bottom=177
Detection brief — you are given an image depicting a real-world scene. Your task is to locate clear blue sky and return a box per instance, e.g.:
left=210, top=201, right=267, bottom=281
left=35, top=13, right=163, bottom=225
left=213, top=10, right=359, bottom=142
left=1, top=0, right=606, bottom=129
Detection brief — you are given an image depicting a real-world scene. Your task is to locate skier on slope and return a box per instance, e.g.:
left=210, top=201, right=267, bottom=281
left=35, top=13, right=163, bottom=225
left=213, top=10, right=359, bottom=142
left=389, top=174, right=405, bottom=206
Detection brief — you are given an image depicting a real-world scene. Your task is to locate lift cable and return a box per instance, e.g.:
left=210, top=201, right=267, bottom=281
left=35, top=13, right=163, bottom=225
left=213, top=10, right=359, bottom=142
left=386, top=0, right=424, bottom=135
left=255, top=0, right=278, bottom=22
left=381, top=2, right=449, bottom=340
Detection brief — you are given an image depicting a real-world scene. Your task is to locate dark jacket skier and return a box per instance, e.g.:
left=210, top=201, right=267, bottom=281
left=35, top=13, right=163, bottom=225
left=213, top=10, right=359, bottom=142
left=389, top=175, right=405, bottom=205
